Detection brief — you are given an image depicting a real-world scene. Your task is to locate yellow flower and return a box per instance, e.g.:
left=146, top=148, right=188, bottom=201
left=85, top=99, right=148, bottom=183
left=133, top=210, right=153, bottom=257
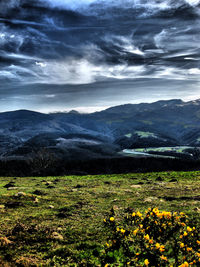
left=160, top=255, right=168, bottom=261
left=155, top=243, right=160, bottom=249
left=133, top=229, right=139, bottom=235
left=183, top=231, right=188, bottom=237
left=144, top=259, right=149, bottom=266
left=149, top=239, right=154, bottom=244
left=104, top=219, right=106, bottom=223
left=144, top=234, right=150, bottom=241
left=106, top=242, right=110, bottom=248
left=105, top=264, right=109, bottom=267
left=179, top=262, right=189, bottom=267
left=187, top=247, right=192, bottom=252
left=110, top=217, right=115, bottom=222
left=159, top=245, right=165, bottom=252
left=121, top=229, right=125, bottom=234
left=187, top=226, right=192, bottom=232
left=197, top=240, right=200, bottom=245
left=136, top=211, right=142, bottom=217
left=180, top=235, right=183, bottom=239
left=180, top=243, right=184, bottom=248
left=116, top=227, right=120, bottom=232
left=132, top=212, right=136, bottom=217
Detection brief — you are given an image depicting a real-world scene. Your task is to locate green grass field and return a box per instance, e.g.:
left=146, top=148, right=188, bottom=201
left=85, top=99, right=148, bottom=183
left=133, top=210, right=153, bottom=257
left=0, top=171, right=200, bottom=266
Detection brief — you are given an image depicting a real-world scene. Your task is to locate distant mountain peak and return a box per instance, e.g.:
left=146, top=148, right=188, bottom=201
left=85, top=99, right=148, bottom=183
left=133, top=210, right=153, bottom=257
left=68, top=110, right=80, bottom=114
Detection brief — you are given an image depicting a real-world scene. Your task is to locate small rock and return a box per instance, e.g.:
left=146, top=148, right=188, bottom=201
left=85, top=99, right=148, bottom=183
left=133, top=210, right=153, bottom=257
left=194, top=207, right=200, bottom=213
left=45, top=182, right=52, bottom=186
left=124, top=189, right=132, bottom=193
left=15, top=192, right=26, bottom=197
left=7, top=187, right=18, bottom=190
left=113, top=205, right=119, bottom=210
left=33, top=198, right=39, bottom=203
left=131, top=185, right=141, bottom=189
left=144, top=197, right=158, bottom=203
left=52, top=232, right=64, bottom=241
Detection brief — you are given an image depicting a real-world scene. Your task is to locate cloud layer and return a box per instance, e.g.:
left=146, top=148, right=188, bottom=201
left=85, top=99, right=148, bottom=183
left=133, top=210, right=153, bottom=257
left=0, top=0, right=200, bottom=111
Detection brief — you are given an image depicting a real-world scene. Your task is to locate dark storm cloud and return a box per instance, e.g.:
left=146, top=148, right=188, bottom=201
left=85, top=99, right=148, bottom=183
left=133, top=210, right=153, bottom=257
left=0, top=0, right=200, bottom=111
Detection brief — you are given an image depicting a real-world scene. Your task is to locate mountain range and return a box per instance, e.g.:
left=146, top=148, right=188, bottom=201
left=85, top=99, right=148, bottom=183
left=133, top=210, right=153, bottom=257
left=1, top=98, right=200, bottom=161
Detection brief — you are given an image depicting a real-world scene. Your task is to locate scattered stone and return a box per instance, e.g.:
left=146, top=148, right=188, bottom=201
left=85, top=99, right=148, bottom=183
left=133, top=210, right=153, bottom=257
left=130, top=185, right=141, bottom=189
left=144, top=197, right=158, bottom=203
left=72, top=189, right=78, bottom=192
left=7, top=187, right=19, bottom=190
left=33, top=198, right=39, bottom=204
left=194, top=207, right=200, bottom=213
left=15, top=192, right=26, bottom=197
left=45, top=182, right=52, bottom=186
left=51, top=232, right=64, bottom=241
left=124, top=189, right=132, bottom=193
left=113, top=205, right=119, bottom=210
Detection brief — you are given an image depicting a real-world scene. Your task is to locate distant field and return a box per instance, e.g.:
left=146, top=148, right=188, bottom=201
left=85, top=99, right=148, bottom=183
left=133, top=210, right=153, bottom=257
left=0, top=172, right=200, bottom=266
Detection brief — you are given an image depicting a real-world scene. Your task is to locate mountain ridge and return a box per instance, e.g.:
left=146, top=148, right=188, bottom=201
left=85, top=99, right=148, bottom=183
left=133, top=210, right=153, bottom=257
left=1, top=98, right=200, bottom=161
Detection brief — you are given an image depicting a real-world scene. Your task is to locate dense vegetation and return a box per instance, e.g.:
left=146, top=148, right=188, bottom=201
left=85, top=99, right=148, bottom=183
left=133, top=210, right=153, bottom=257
left=0, top=171, right=200, bottom=266
left=1, top=156, right=200, bottom=177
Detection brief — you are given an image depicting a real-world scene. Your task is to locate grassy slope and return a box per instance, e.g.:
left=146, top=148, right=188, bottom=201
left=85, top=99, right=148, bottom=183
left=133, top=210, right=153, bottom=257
left=0, top=171, right=200, bottom=266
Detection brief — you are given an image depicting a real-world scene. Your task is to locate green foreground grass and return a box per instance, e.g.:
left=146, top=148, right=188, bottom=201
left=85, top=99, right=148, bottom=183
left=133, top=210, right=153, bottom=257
left=0, top=171, right=200, bottom=266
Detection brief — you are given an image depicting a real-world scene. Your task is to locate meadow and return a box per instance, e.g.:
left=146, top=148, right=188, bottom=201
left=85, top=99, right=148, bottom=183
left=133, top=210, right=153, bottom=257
left=0, top=171, right=200, bottom=266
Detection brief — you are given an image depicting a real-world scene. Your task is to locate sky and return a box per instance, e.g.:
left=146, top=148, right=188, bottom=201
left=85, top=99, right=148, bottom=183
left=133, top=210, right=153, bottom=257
left=0, top=0, right=200, bottom=112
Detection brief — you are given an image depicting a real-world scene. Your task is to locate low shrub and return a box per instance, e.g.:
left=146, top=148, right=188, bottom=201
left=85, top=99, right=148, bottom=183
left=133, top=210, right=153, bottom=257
left=102, top=208, right=200, bottom=266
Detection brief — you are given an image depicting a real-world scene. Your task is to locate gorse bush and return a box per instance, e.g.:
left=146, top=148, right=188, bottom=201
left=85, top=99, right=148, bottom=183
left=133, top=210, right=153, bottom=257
left=102, top=208, right=200, bottom=266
